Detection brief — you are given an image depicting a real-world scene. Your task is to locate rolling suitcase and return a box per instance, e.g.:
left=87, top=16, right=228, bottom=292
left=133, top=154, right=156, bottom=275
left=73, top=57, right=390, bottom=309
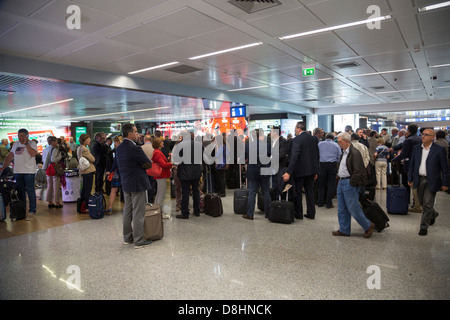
left=233, top=165, right=248, bottom=214
left=143, top=202, right=164, bottom=241
left=267, top=189, right=295, bottom=224
left=0, top=194, right=6, bottom=221
left=386, top=174, right=408, bottom=215
left=9, top=188, right=26, bottom=222
left=359, top=196, right=389, bottom=232
left=204, top=165, right=223, bottom=217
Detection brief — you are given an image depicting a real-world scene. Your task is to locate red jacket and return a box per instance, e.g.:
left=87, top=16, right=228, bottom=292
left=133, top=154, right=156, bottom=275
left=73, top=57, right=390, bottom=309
left=151, top=149, right=172, bottom=179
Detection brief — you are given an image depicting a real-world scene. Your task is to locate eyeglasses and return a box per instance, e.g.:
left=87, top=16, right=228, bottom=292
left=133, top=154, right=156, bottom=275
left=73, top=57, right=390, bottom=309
left=422, top=133, right=435, bottom=137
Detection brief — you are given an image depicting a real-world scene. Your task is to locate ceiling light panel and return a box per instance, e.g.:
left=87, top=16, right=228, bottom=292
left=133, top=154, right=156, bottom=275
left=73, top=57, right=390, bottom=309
left=189, top=42, right=263, bottom=60
left=279, top=15, right=392, bottom=40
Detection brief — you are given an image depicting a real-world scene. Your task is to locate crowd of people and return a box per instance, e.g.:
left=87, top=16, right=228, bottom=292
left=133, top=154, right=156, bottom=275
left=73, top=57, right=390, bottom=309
left=0, top=122, right=449, bottom=248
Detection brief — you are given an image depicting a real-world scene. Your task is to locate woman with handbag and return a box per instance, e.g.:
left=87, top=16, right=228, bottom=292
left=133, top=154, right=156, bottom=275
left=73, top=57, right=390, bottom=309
left=151, top=137, right=172, bottom=218
left=374, top=137, right=390, bottom=190
left=104, top=135, right=123, bottom=214
left=43, top=136, right=63, bottom=209
left=77, top=134, right=96, bottom=214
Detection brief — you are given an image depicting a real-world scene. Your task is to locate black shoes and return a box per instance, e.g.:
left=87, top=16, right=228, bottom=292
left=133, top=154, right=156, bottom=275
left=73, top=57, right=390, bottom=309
left=418, top=229, right=428, bottom=236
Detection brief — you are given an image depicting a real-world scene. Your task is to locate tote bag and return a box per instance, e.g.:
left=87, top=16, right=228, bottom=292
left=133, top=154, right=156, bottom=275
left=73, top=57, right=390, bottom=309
left=146, top=162, right=163, bottom=178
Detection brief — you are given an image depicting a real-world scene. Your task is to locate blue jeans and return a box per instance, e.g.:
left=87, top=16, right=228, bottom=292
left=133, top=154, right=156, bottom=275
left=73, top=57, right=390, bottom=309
left=15, top=173, right=36, bottom=213
left=337, top=179, right=371, bottom=235
left=247, top=176, right=271, bottom=217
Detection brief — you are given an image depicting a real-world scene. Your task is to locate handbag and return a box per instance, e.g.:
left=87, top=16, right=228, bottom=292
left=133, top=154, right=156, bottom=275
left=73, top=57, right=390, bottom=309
left=46, top=163, right=56, bottom=176
left=107, top=170, right=116, bottom=182
left=54, top=162, right=65, bottom=177
left=146, top=162, right=163, bottom=178
left=78, top=156, right=90, bottom=171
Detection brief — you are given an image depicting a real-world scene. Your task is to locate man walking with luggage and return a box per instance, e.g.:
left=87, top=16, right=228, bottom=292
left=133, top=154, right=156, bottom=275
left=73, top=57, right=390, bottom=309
left=408, top=129, right=449, bottom=236
left=116, top=123, right=153, bottom=249
left=332, top=132, right=375, bottom=238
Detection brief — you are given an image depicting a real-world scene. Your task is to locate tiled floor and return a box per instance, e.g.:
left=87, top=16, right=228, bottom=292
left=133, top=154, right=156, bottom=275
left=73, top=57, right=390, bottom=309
left=0, top=186, right=449, bottom=300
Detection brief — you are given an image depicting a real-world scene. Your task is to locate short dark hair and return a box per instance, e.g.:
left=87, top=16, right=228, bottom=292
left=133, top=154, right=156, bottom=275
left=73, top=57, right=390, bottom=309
left=408, top=123, right=418, bottom=135
left=436, top=130, right=446, bottom=139
left=122, top=123, right=135, bottom=138
left=47, top=136, right=57, bottom=144
left=18, top=128, right=29, bottom=135
left=296, top=121, right=306, bottom=131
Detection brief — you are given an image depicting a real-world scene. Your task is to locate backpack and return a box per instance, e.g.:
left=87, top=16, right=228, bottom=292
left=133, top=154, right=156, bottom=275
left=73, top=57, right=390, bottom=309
left=77, top=147, right=90, bottom=171
left=88, top=193, right=106, bottom=219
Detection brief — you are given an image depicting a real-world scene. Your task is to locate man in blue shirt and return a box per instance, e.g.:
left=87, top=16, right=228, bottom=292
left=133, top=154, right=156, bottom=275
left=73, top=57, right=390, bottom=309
left=318, top=133, right=342, bottom=208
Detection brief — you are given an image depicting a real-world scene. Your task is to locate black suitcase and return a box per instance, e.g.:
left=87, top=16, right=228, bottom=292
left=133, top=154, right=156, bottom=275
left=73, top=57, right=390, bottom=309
left=267, top=190, right=295, bottom=224
left=204, top=165, right=223, bottom=217
left=233, top=165, right=248, bottom=214
left=359, top=196, right=390, bottom=232
left=76, top=197, right=85, bottom=213
left=10, top=189, right=26, bottom=221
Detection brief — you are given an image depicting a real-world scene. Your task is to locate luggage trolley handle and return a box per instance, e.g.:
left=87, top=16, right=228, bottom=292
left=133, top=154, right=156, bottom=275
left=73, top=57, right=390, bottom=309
left=239, top=164, right=247, bottom=189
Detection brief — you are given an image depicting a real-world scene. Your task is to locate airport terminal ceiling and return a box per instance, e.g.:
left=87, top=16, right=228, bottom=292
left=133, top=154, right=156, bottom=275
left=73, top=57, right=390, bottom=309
left=0, top=0, right=450, bottom=123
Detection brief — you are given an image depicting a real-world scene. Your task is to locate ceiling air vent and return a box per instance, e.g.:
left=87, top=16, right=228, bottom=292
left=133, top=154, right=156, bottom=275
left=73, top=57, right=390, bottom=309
left=164, top=65, right=202, bottom=74
left=335, top=61, right=360, bottom=69
left=229, top=0, right=282, bottom=14
left=370, top=86, right=385, bottom=90
left=304, top=99, right=318, bottom=102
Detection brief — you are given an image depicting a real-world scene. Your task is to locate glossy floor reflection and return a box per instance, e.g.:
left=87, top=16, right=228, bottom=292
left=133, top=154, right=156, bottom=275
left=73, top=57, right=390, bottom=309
left=0, top=187, right=449, bottom=300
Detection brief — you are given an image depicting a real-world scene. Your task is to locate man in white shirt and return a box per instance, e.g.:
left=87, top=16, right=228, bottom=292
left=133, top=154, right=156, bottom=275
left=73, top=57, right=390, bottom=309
left=408, top=129, right=449, bottom=235
left=0, top=128, right=38, bottom=220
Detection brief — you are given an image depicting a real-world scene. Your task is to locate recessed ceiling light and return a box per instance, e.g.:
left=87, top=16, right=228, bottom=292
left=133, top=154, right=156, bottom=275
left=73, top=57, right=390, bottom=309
left=227, top=85, right=269, bottom=92
left=430, top=63, right=450, bottom=68
left=280, top=78, right=333, bottom=85
left=61, top=106, right=170, bottom=121
left=418, top=1, right=450, bottom=12
left=346, top=68, right=415, bottom=78
left=189, top=42, right=263, bottom=60
left=0, top=98, right=73, bottom=116
left=279, top=15, right=391, bottom=40
left=127, top=62, right=180, bottom=75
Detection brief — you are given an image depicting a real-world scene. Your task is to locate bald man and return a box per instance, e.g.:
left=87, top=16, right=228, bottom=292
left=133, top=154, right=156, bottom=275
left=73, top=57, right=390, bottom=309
left=408, top=129, right=449, bottom=236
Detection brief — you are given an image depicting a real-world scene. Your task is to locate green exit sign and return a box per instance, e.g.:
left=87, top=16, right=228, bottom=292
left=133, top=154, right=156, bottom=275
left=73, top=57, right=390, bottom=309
left=302, top=67, right=315, bottom=76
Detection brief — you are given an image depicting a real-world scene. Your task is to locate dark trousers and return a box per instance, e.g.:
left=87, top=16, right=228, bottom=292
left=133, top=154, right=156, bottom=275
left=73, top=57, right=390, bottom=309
left=180, top=178, right=200, bottom=217
left=95, top=165, right=105, bottom=193
left=294, top=175, right=316, bottom=219
left=214, top=168, right=227, bottom=195
left=417, top=176, right=438, bottom=230
left=147, top=175, right=157, bottom=203
left=81, top=172, right=94, bottom=206
left=318, top=162, right=337, bottom=207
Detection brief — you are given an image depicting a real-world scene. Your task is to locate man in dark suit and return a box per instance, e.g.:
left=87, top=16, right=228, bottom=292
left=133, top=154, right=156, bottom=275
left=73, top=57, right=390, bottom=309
left=174, top=132, right=204, bottom=219
left=282, top=121, right=320, bottom=219
left=115, top=123, right=152, bottom=249
left=408, top=129, right=449, bottom=236
left=391, top=124, right=422, bottom=210
left=91, top=132, right=107, bottom=193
